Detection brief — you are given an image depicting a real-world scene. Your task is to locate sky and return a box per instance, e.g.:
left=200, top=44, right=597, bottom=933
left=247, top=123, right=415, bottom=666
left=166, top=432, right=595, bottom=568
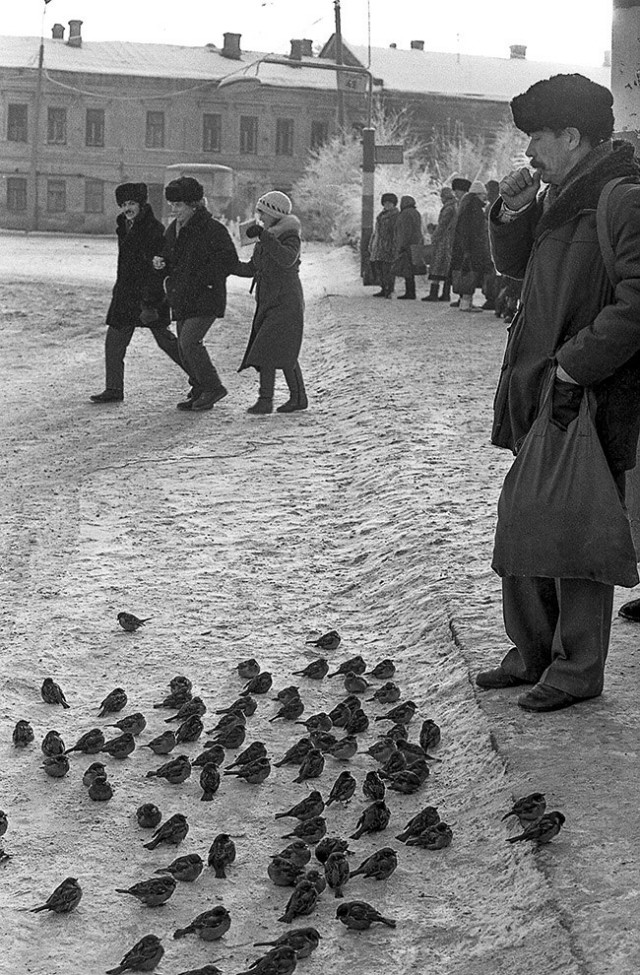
left=3, top=0, right=613, bottom=67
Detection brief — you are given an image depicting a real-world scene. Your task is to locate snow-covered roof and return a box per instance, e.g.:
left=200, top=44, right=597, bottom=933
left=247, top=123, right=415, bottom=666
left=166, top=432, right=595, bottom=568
left=344, top=41, right=611, bottom=101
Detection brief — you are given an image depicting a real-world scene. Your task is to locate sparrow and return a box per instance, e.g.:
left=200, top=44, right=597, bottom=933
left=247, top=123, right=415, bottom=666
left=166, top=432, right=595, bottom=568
left=406, top=821, right=453, bottom=849
left=272, top=840, right=311, bottom=868
left=254, top=927, right=321, bottom=958
left=173, top=906, right=231, bottom=941
left=328, top=655, right=366, bottom=678
left=506, top=811, right=565, bottom=844
left=380, top=749, right=407, bottom=778
left=206, top=711, right=246, bottom=736
left=369, top=659, right=396, bottom=680
left=225, top=740, right=267, bottom=769
left=275, top=790, right=325, bottom=821
left=236, top=946, right=298, bottom=975
left=170, top=675, right=192, bottom=692
left=304, top=867, right=327, bottom=894
left=155, top=853, right=204, bottom=882
left=146, top=754, right=191, bottom=784
left=191, top=749, right=225, bottom=775
left=388, top=770, right=423, bottom=795
left=293, top=748, right=324, bottom=783
left=97, top=688, right=128, bottom=717
left=329, top=735, right=358, bottom=761
left=42, top=754, right=69, bottom=778
left=406, top=759, right=431, bottom=783
left=268, top=855, right=305, bottom=887
left=116, top=875, right=177, bottom=906
left=216, top=695, right=257, bottom=716
left=293, top=658, right=329, bottom=680
left=143, top=813, right=189, bottom=849
left=166, top=696, right=207, bottom=723
left=31, top=877, right=82, bottom=914
left=108, top=712, right=147, bottom=736
left=142, top=730, right=177, bottom=756
left=175, top=968, right=222, bottom=975
left=41, top=677, right=70, bottom=708
left=270, top=698, right=305, bottom=723
left=273, top=684, right=301, bottom=703
left=324, top=850, right=351, bottom=898
left=396, top=806, right=440, bottom=842
left=419, top=718, right=441, bottom=752
left=350, top=800, right=391, bottom=839
left=344, top=708, right=369, bottom=735
left=237, top=658, right=261, bottom=679
left=0, top=812, right=7, bottom=837
left=375, top=701, right=417, bottom=725
left=176, top=714, right=204, bottom=744
left=386, top=723, right=409, bottom=743
left=89, top=774, right=114, bottom=802
left=278, top=878, right=319, bottom=923
left=12, top=719, right=34, bottom=747
left=206, top=722, right=246, bottom=750
left=242, top=672, right=273, bottom=695
left=326, top=771, right=356, bottom=806
left=224, top=756, right=271, bottom=784
left=106, top=934, right=164, bottom=974
left=41, top=730, right=65, bottom=757
left=82, top=761, right=106, bottom=787
left=199, top=762, right=221, bottom=800
left=101, top=732, right=135, bottom=759
left=349, top=847, right=398, bottom=881
left=328, top=702, right=352, bottom=729
left=368, top=681, right=401, bottom=704
left=396, top=739, right=430, bottom=762
left=281, top=815, right=327, bottom=845
left=363, top=771, right=386, bottom=801
left=314, top=835, right=350, bottom=865
left=367, top=738, right=396, bottom=764
left=310, top=730, right=338, bottom=753
left=306, top=630, right=341, bottom=651
left=344, top=672, right=370, bottom=695
left=295, top=712, right=333, bottom=734
left=275, top=738, right=312, bottom=767
left=153, top=687, right=192, bottom=709
left=136, top=803, right=162, bottom=829
left=117, top=611, right=151, bottom=632
left=502, top=792, right=547, bottom=826
left=336, top=900, right=396, bottom=930
left=65, top=728, right=105, bottom=754
left=208, top=832, right=236, bottom=877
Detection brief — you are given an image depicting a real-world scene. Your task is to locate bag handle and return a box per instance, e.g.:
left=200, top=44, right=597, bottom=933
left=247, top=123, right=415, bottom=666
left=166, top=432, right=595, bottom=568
left=596, top=176, right=629, bottom=288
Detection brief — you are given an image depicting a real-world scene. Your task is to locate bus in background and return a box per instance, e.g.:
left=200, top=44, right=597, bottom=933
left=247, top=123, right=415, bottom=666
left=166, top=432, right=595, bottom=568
left=162, top=163, right=234, bottom=223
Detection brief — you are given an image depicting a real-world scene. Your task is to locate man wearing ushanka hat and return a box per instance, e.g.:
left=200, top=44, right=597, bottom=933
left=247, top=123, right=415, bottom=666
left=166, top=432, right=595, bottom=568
left=477, top=73, right=640, bottom=711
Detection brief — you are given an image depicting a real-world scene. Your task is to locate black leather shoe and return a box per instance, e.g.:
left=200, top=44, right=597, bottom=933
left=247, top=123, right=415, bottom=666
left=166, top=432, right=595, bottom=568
left=277, top=398, right=308, bottom=413
left=618, top=598, right=640, bottom=621
left=517, top=684, right=584, bottom=712
left=192, top=387, right=228, bottom=411
left=475, top=667, right=530, bottom=690
left=247, top=397, right=273, bottom=415
left=90, top=390, right=123, bottom=403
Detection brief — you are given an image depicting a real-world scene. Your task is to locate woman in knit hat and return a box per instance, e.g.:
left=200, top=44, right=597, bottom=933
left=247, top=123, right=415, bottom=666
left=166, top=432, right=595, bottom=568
left=232, top=190, right=307, bottom=415
left=153, top=176, right=238, bottom=411
left=90, top=182, right=186, bottom=403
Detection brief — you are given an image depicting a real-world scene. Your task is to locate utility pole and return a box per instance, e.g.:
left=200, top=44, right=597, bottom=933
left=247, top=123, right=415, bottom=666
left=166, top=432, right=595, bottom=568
left=611, top=0, right=640, bottom=150
left=29, top=38, right=44, bottom=232
left=334, top=0, right=345, bottom=130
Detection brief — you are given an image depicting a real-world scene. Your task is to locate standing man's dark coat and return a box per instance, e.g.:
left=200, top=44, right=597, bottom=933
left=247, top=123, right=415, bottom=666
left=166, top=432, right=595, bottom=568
left=162, top=207, right=238, bottom=321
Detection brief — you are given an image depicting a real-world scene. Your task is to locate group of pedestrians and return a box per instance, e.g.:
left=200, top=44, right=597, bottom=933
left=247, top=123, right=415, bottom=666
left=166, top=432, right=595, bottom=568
left=90, top=177, right=307, bottom=416
left=368, top=193, right=424, bottom=299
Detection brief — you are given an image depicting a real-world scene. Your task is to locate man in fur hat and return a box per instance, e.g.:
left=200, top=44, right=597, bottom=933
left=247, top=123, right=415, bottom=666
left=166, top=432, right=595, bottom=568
left=477, top=73, right=640, bottom=711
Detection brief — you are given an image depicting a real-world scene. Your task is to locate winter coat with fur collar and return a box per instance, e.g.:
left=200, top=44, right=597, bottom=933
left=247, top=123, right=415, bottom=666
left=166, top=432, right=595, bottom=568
left=162, top=206, right=238, bottom=320
left=106, top=203, right=169, bottom=329
left=490, top=140, right=640, bottom=473
left=234, top=214, right=304, bottom=371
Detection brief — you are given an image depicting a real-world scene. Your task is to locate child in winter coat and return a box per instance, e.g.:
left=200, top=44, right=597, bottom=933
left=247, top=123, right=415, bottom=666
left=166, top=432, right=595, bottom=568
left=233, top=191, right=307, bottom=415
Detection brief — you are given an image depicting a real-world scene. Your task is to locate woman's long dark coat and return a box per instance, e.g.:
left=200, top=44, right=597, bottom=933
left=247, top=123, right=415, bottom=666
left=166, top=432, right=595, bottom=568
left=106, top=203, right=169, bottom=328
left=235, top=215, right=305, bottom=371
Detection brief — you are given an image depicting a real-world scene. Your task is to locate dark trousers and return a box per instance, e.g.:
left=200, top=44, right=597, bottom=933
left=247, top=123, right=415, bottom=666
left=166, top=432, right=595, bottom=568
left=379, top=261, right=395, bottom=296
left=105, top=324, right=185, bottom=392
left=258, top=362, right=307, bottom=404
left=176, top=316, right=225, bottom=396
left=398, top=275, right=416, bottom=298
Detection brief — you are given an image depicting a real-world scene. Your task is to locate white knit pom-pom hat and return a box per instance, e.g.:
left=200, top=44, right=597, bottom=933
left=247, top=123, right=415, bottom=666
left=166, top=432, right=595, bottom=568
left=256, top=190, right=292, bottom=218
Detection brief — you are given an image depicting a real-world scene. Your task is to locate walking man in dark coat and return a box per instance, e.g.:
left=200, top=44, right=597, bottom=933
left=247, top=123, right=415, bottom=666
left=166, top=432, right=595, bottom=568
left=90, top=182, right=185, bottom=403
left=476, top=73, right=640, bottom=711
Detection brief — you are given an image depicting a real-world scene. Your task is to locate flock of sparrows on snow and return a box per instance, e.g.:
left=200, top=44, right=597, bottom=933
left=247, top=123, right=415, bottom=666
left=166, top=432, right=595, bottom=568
left=3, top=617, right=565, bottom=975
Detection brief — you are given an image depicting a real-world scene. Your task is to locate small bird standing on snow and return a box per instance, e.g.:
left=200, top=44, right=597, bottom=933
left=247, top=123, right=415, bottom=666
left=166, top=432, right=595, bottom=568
left=208, top=832, right=236, bottom=878
left=406, top=821, right=453, bottom=849
left=274, top=738, right=312, bottom=768
left=100, top=732, right=135, bottom=760
left=293, top=658, right=329, bottom=680
left=293, top=748, right=324, bottom=783
left=349, top=847, right=398, bottom=881
left=142, top=730, right=176, bottom=756
left=368, top=681, right=401, bottom=704
left=41, top=730, right=65, bottom=757
left=106, top=934, right=164, bottom=974
left=155, top=853, right=204, bottom=883
left=225, top=740, right=267, bottom=770
left=336, top=900, right=396, bottom=930
left=82, top=761, right=106, bottom=787
left=237, top=658, right=261, bottom=679
left=97, top=688, right=128, bottom=717
left=278, top=879, right=319, bottom=922
left=136, top=803, right=162, bottom=829
left=224, top=756, right=271, bottom=784
left=116, top=875, right=177, bottom=907
left=306, top=630, right=341, bottom=651
left=396, top=806, right=440, bottom=842
left=275, top=790, right=325, bottom=822
left=12, top=719, right=34, bottom=747
left=117, top=612, right=151, bottom=632
left=165, top=696, right=207, bottom=724
left=143, top=813, right=189, bottom=850
left=362, top=770, right=386, bottom=801
left=42, top=754, right=70, bottom=778
left=41, top=677, right=70, bottom=708
left=502, top=792, right=547, bottom=826
left=419, top=718, right=441, bottom=752
left=324, top=850, right=351, bottom=898
left=254, top=927, right=321, bottom=959
left=328, top=655, right=366, bottom=678
left=65, top=728, right=105, bottom=754
left=506, top=811, right=565, bottom=845
left=173, top=906, right=231, bottom=941
left=199, top=762, right=221, bottom=801
left=350, top=800, right=391, bottom=839
left=146, top=754, right=191, bottom=784
left=374, top=701, right=417, bottom=725
left=31, top=877, right=82, bottom=914
left=369, top=659, right=396, bottom=680
left=108, top=712, right=147, bottom=736
left=326, top=771, right=356, bottom=806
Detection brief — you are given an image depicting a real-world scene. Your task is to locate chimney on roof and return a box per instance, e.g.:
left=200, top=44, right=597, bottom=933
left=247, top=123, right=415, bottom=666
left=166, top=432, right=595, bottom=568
left=509, top=44, right=527, bottom=59
left=221, top=32, right=242, bottom=60
left=603, top=50, right=611, bottom=67
left=300, top=39, right=313, bottom=57
left=289, top=39, right=303, bottom=61
left=51, top=23, right=65, bottom=40
left=67, top=20, right=83, bottom=48
left=410, top=40, right=425, bottom=51
left=389, top=43, right=397, bottom=49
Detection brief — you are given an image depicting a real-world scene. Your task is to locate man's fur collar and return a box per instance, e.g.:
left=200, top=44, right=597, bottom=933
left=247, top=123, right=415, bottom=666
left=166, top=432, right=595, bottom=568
left=535, top=140, right=640, bottom=237
left=267, top=214, right=302, bottom=239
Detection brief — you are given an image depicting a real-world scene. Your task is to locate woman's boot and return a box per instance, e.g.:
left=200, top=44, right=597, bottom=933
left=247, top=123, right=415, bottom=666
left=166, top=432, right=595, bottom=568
left=422, top=281, right=440, bottom=302
left=247, top=366, right=275, bottom=414
left=278, top=363, right=308, bottom=413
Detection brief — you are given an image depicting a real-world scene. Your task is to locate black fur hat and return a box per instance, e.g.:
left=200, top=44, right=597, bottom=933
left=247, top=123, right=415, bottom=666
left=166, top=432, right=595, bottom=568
left=451, top=178, right=471, bottom=192
left=115, top=182, right=147, bottom=206
left=164, top=176, right=204, bottom=204
left=511, top=73, right=614, bottom=143
left=381, top=192, right=398, bottom=205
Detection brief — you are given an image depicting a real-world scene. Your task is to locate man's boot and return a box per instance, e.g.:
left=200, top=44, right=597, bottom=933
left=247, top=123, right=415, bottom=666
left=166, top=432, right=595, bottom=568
left=422, top=282, right=440, bottom=302
left=397, top=277, right=416, bottom=300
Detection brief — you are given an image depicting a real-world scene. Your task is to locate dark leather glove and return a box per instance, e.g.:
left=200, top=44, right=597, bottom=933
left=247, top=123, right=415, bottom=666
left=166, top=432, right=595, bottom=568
left=245, top=222, right=263, bottom=239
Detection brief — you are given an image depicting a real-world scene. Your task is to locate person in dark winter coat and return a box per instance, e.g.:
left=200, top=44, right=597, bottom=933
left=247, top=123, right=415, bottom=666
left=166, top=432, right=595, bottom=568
left=476, top=73, right=640, bottom=711
left=369, top=193, right=399, bottom=298
left=154, top=176, right=238, bottom=412
left=393, top=195, right=424, bottom=299
left=90, top=183, right=185, bottom=403
left=423, top=187, right=457, bottom=302
left=233, top=191, right=306, bottom=415
left=449, top=181, right=493, bottom=311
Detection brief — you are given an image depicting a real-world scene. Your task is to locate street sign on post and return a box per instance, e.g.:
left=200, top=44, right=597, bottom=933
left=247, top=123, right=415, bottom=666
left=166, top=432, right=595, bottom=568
left=337, top=71, right=368, bottom=94
left=375, top=144, right=404, bottom=165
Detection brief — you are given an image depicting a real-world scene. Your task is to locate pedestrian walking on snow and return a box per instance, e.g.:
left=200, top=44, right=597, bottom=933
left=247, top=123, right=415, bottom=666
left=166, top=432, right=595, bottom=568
left=393, top=195, right=424, bottom=300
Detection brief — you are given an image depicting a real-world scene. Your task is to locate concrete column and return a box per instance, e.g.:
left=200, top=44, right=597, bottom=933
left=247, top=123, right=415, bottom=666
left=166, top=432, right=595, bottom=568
left=360, top=128, right=375, bottom=283
left=612, top=0, right=640, bottom=147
